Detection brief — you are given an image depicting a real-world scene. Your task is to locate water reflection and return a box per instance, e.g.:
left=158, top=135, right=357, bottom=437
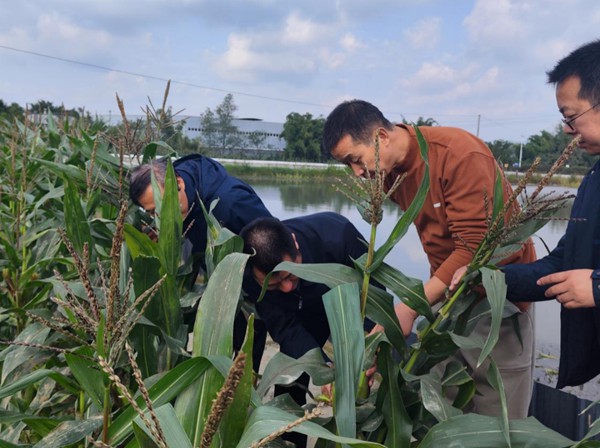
left=249, top=181, right=575, bottom=347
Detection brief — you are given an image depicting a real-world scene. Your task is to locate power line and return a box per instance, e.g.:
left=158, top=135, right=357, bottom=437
left=0, top=44, right=331, bottom=109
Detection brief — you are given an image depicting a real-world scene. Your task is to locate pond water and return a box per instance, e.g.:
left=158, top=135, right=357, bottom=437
left=247, top=181, right=576, bottom=349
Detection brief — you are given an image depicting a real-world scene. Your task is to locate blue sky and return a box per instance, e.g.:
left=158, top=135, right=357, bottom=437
left=1, top=0, right=599, bottom=142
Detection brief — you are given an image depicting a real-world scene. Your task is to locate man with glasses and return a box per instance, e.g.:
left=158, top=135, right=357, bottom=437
left=240, top=212, right=376, bottom=448
left=498, top=39, right=600, bottom=389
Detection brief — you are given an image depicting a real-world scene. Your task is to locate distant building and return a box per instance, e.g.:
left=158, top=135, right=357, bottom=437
left=183, top=116, right=285, bottom=152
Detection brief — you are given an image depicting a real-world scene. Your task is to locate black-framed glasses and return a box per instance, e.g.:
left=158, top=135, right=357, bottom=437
left=562, top=102, right=600, bottom=131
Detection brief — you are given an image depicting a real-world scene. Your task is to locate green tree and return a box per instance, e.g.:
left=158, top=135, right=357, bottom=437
left=198, top=94, right=244, bottom=154
left=0, top=100, right=24, bottom=120
left=402, top=116, right=439, bottom=126
left=487, top=139, right=519, bottom=167
left=153, top=106, right=184, bottom=144
left=29, top=100, right=80, bottom=118
left=281, top=112, right=325, bottom=161
left=199, top=107, right=218, bottom=149
left=245, top=130, right=268, bottom=150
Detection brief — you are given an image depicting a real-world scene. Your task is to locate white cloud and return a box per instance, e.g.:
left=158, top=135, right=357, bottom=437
left=36, top=12, right=114, bottom=55
left=404, top=17, right=442, bottom=49
left=282, top=12, right=329, bottom=45
left=212, top=32, right=319, bottom=83
left=340, top=33, right=363, bottom=52
left=463, top=0, right=527, bottom=44
left=210, top=11, right=355, bottom=82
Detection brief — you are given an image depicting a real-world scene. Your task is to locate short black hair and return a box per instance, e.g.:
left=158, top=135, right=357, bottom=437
left=128, top=159, right=169, bottom=207
left=240, top=217, right=298, bottom=274
left=322, top=99, right=394, bottom=154
left=547, top=39, right=600, bottom=105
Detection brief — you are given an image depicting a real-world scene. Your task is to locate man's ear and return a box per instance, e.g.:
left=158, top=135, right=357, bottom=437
left=375, top=126, right=390, bottom=146
left=176, top=176, right=185, bottom=192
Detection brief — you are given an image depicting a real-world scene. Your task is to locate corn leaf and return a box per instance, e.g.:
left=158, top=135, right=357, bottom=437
left=271, top=261, right=362, bottom=287
left=419, top=414, right=573, bottom=448
left=64, top=347, right=106, bottom=411
left=108, top=357, right=212, bottom=445
left=32, top=416, right=103, bottom=448
left=365, top=286, right=407, bottom=354
left=364, top=257, right=434, bottom=322
left=219, top=315, right=256, bottom=448
left=236, top=405, right=386, bottom=448
left=257, top=348, right=334, bottom=399
left=377, top=344, right=412, bottom=448
left=63, top=178, right=93, bottom=256
left=174, top=252, right=249, bottom=446
left=487, top=359, right=510, bottom=447
left=132, top=404, right=193, bottom=448
left=323, top=282, right=364, bottom=439
left=477, top=268, right=507, bottom=367
left=419, top=373, right=461, bottom=422
left=157, top=159, right=182, bottom=276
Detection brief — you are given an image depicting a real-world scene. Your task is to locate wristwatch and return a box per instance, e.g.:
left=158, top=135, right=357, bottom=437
left=591, top=269, right=600, bottom=307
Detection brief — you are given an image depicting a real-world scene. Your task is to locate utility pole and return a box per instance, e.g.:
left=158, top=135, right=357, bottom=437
left=518, top=140, right=523, bottom=170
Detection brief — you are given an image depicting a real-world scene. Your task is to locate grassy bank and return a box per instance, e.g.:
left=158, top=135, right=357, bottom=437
left=222, top=162, right=348, bottom=183
left=223, top=162, right=583, bottom=188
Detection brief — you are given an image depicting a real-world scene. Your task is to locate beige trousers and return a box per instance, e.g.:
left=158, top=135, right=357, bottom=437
left=439, top=304, right=535, bottom=419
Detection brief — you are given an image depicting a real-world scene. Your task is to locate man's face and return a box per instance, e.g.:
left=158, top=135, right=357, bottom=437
left=557, top=75, right=600, bottom=155
left=138, top=176, right=189, bottom=217
left=330, top=129, right=393, bottom=178
left=252, top=253, right=302, bottom=293
left=331, top=135, right=376, bottom=178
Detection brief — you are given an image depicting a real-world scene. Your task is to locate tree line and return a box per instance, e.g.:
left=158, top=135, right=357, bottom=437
left=1, top=96, right=590, bottom=171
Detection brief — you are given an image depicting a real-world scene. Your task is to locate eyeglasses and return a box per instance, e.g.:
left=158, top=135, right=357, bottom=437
left=562, top=102, right=600, bottom=131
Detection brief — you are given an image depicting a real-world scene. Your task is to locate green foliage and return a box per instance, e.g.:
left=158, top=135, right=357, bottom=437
left=281, top=111, right=326, bottom=161
left=401, top=116, right=439, bottom=127
left=199, top=93, right=245, bottom=153
left=0, top=100, right=24, bottom=121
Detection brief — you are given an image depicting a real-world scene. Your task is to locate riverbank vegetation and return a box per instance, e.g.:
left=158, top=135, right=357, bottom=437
left=222, top=161, right=584, bottom=188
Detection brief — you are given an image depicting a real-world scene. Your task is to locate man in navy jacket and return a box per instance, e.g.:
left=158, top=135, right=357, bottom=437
left=129, top=154, right=272, bottom=369
left=487, top=40, right=600, bottom=389
left=240, top=212, right=377, bottom=448
left=129, top=154, right=272, bottom=257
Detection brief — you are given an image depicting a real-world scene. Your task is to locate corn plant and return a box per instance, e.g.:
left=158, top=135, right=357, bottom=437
left=0, top=110, right=387, bottom=447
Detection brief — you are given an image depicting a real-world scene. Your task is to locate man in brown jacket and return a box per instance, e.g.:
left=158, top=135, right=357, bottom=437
left=323, top=99, right=536, bottom=419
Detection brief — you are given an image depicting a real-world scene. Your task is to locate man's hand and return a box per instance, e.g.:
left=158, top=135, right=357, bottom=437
left=320, top=383, right=334, bottom=403
left=450, top=266, right=468, bottom=291
left=395, top=302, right=418, bottom=337
left=538, top=269, right=595, bottom=308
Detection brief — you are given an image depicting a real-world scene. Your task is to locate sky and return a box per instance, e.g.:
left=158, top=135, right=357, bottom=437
left=1, top=0, right=599, bottom=143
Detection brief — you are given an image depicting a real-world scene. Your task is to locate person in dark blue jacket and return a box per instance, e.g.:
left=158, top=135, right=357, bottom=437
left=474, top=40, right=600, bottom=389
left=129, top=154, right=272, bottom=369
left=240, top=212, right=376, bottom=448
left=129, top=154, right=272, bottom=257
